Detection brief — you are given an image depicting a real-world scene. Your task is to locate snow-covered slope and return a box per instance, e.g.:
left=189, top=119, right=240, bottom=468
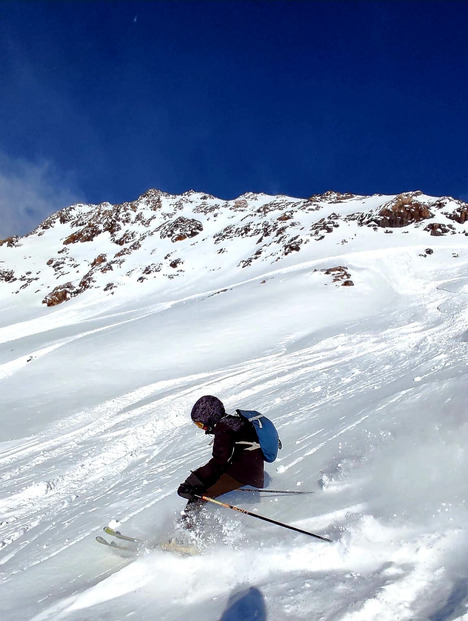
left=0, top=189, right=467, bottom=620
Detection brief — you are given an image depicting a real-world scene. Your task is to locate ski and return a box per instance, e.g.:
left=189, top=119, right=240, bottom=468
left=101, top=526, right=199, bottom=556
left=95, top=535, right=135, bottom=553
left=103, top=526, right=145, bottom=544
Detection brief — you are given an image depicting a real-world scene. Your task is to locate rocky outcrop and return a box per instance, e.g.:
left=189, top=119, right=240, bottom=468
left=43, top=282, right=79, bottom=306
left=0, top=269, right=16, bottom=282
left=438, top=199, right=468, bottom=224
left=310, top=213, right=341, bottom=240
left=158, top=217, right=203, bottom=242
left=377, top=193, right=432, bottom=227
left=42, top=253, right=114, bottom=305
left=308, top=190, right=356, bottom=203
left=321, top=266, right=354, bottom=286
left=424, top=223, right=456, bottom=236
left=347, top=192, right=468, bottom=234
left=0, top=236, right=20, bottom=247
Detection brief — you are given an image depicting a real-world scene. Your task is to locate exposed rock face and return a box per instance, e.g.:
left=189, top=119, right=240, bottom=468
left=424, top=223, right=456, bottom=236
left=345, top=192, right=468, bottom=235
left=91, top=254, right=107, bottom=267
left=0, top=236, right=20, bottom=248
left=321, top=266, right=354, bottom=286
left=43, top=282, right=78, bottom=307
left=0, top=188, right=465, bottom=306
left=377, top=193, right=433, bottom=227
left=438, top=199, right=468, bottom=224
left=158, top=217, right=203, bottom=242
left=0, top=269, right=16, bottom=282
left=308, top=190, right=355, bottom=202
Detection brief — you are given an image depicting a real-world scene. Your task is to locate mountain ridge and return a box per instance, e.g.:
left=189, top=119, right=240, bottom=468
left=0, top=188, right=466, bottom=307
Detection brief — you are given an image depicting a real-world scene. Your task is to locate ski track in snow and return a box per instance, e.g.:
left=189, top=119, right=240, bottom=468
left=1, top=245, right=468, bottom=620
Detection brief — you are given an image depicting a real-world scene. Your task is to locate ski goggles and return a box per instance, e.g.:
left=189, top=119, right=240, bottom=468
left=194, top=420, right=207, bottom=430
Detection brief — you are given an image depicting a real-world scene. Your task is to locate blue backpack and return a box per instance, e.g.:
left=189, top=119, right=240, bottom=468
left=236, top=409, right=282, bottom=463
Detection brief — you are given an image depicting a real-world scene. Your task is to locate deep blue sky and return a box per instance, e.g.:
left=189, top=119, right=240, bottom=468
left=1, top=0, right=468, bottom=236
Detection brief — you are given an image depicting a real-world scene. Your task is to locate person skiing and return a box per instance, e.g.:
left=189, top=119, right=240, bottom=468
left=177, top=395, right=264, bottom=527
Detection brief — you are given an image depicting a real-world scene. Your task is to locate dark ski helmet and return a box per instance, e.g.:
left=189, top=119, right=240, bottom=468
left=191, top=395, right=225, bottom=434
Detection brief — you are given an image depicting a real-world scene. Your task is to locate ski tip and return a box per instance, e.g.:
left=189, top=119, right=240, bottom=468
left=103, top=526, right=119, bottom=536
left=96, top=535, right=135, bottom=556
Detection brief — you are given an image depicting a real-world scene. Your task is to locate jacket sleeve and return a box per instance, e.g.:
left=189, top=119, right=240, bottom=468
left=192, top=424, right=235, bottom=488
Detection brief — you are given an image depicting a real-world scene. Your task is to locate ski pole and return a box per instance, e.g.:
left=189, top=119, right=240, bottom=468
left=237, top=488, right=314, bottom=495
left=196, top=494, right=332, bottom=543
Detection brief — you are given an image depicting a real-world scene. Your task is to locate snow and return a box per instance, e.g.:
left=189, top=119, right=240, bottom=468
left=0, top=191, right=467, bottom=620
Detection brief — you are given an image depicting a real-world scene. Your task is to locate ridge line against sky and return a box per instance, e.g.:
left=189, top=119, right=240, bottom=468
left=1, top=0, right=468, bottom=238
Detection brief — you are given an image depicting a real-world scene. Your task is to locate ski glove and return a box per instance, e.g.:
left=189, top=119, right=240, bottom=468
left=177, top=472, right=204, bottom=500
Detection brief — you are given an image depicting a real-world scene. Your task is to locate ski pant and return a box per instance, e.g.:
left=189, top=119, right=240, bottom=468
left=181, top=473, right=242, bottom=529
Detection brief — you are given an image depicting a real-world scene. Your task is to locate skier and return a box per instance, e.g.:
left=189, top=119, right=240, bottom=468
left=177, top=395, right=264, bottom=528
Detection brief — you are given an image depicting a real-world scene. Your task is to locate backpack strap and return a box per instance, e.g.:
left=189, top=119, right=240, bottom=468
left=235, top=440, right=261, bottom=452
left=243, top=413, right=264, bottom=428
left=232, top=410, right=265, bottom=428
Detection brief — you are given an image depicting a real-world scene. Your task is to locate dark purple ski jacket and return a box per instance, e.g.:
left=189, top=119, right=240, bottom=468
left=192, top=415, right=264, bottom=489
